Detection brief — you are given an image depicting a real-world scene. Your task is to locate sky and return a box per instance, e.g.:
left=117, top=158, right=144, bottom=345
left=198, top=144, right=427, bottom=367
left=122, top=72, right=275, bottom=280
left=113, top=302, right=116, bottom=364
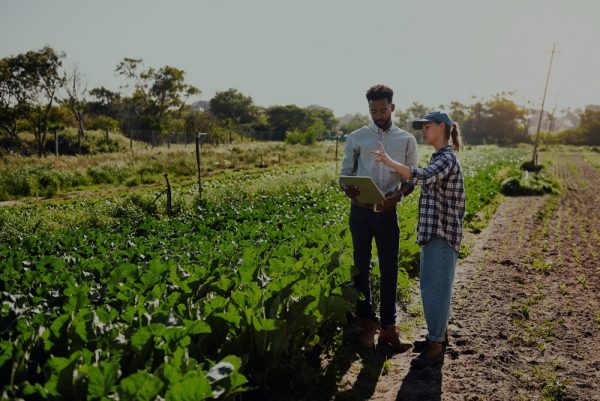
left=1, top=0, right=599, bottom=117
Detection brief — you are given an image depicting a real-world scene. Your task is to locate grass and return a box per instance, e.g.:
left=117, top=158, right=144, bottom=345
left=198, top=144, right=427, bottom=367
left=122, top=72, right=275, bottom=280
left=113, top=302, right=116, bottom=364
left=531, top=363, right=572, bottom=401
left=0, top=139, right=342, bottom=201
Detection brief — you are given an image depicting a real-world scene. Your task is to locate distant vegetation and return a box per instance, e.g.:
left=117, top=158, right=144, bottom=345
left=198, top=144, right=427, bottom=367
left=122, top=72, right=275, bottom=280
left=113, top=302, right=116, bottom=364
left=1, top=46, right=599, bottom=158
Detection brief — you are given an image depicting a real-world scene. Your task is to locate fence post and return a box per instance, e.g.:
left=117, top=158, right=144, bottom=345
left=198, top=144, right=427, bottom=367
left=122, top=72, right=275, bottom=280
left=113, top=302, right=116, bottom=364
left=164, top=173, right=172, bottom=216
left=195, top=133, right=208, bottom=201
left=54, top=129, right=59, bottom=156
left=105, top=128, right=109, bottom=144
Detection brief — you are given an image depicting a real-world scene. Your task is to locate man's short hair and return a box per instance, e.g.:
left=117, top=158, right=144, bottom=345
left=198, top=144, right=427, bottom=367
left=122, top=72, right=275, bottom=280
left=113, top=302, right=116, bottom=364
left=366, top=84, right=393, bottom=103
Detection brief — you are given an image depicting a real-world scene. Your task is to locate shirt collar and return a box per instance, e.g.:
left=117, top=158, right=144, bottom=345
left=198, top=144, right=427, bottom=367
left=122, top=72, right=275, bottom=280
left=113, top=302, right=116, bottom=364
left=432, top=145, right=452, bottom=157
left=368, top=121, right=395, bottom=135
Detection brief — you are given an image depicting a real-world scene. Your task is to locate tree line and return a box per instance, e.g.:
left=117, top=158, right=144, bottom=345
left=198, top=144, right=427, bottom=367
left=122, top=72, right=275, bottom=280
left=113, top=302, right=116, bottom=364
left=1, top=46, right=599, bottom=156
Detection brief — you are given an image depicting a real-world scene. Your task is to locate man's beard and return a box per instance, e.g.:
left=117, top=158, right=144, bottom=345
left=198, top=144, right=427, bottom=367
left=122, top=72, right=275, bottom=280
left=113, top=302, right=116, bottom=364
left=374, top=117, right=391, bottom=129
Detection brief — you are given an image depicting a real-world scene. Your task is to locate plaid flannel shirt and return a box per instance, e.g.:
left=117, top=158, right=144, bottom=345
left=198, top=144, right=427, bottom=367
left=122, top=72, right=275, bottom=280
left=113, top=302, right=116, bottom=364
left=410, top=146, right=466, bottom=252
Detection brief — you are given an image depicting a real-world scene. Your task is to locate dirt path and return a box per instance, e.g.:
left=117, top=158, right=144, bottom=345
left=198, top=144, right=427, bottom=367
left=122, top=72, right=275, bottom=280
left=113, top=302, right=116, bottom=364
left=323, top=152, right=599, bottom=401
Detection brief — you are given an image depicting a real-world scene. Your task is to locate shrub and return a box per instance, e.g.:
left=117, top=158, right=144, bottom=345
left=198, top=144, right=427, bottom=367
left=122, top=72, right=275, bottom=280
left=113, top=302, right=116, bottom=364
left=501, top=174, right=556, bottom=196
left=521, top=161, right=544, bottom=172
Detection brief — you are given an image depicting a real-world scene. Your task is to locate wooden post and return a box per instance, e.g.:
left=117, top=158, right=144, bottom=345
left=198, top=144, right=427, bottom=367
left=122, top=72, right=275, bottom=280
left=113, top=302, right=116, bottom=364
left=130, top=133, right=133, bottom=150
left=196, top=133, right=202, bottom=200
left=105, top=128, right=109, bottom=144
left=335, top=131, right=340, bottom=177
left=54, top=129, right=59, bottom=156
left=532, top=43, right=557, bottom=167
left=164, top=173, right=172, bottom=216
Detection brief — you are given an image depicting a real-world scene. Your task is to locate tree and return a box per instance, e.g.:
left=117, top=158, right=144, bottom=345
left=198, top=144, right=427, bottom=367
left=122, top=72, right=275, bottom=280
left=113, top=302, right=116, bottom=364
left=18, top=47, right=66, bottom=157
left=209, top=89, right=259, bottom=126
left=62, top=64, right=88, bottom=149
left=462, top=94, right=529, bottom=145
left=266, top=105, right=314, bottom=140
left=115, top=58, right=200, bottom=137
left=339, top=113, right=370, bottom=135
left=577, top=106, right=600, bottom=145
left=445, top=101, right=470, bottom=129
left=394, top=101, right=430, bottom=142
left=306, top=105, right=338, bottom=135
left=88, top=86, right=121, bottom=119
left=0, top=47, right=65, bottom=155
left=483, top=95, right=529, bottom=145
left=0, top=57, right=25, bottom=142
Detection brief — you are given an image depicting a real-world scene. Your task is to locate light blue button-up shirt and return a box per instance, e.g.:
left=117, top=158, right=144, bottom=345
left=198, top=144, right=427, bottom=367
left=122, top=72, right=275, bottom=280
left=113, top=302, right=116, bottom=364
left=339, top=122, right=418, bottom=196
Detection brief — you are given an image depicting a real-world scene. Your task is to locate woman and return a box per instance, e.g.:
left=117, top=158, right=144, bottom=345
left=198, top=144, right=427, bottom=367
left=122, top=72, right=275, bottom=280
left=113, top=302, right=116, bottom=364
left=372, top=111, right=465, bottom=368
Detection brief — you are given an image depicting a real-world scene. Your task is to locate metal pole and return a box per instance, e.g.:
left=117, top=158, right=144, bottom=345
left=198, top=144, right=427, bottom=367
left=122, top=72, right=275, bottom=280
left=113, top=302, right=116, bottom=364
left=532, top=43, right=556, bottom=166
left=54, top=129, right=59, bottom=156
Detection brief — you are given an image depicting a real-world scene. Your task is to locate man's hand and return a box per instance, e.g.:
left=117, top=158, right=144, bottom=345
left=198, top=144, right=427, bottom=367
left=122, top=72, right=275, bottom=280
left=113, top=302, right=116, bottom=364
left=343, top=185, right=361, bottom=199
left=375, top=191, right=401, bottom=211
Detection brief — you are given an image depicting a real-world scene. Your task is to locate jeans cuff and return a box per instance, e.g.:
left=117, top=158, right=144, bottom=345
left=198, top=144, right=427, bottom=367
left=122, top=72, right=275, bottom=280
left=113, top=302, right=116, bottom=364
left=427, top=334, right=446, bottom=343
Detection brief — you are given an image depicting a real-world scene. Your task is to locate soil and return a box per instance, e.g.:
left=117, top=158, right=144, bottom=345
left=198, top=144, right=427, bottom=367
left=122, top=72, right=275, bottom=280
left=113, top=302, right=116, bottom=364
left=318, top=151, right=599, bottom=401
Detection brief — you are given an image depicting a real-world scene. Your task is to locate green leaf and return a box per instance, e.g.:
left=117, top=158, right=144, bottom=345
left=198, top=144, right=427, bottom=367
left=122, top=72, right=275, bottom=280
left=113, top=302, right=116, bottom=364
left=118, top=371, right=164, bottom=401
left=86, top=361, right=118, bottom=400
left=50, top=314, right=70, bottom=338
left=0, top=341, right=13, bottom=368
left=165, top=374, right=212, bottom=401
left=130, top=327, right=153, bottom=352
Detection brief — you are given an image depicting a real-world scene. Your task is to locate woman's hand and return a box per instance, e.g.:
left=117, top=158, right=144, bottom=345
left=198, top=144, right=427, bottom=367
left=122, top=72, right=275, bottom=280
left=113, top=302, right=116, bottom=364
left=372, top=142, right=393, bottom=166
left=372, top=142, right=412, bottom=178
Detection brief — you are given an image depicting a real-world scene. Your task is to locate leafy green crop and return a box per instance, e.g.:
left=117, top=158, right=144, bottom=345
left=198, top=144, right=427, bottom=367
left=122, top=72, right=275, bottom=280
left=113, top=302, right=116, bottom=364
left=0, top=145, right=528, bottom=399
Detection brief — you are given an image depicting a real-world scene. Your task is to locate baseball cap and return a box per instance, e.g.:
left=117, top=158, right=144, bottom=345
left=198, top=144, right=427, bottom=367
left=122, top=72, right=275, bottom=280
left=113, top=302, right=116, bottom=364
left=412, top=111, right=454, bottom=130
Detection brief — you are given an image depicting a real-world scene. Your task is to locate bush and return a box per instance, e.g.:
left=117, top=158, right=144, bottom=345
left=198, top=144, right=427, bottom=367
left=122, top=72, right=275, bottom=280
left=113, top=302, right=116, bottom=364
left=521, top=161, right=544, bottom=172
left=501, top=173, right=556, bottom=196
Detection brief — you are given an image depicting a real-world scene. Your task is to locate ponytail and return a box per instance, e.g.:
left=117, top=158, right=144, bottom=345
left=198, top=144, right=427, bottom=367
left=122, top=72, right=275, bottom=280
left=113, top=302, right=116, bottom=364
left=447, top=122, right=462, bottom=152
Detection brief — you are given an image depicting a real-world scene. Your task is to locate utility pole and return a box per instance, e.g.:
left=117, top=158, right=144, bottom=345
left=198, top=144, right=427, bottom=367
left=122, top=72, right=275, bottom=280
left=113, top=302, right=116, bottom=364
left=548, top=93, right=559, bottom=132
left=532, top=43, right=557, bottom=167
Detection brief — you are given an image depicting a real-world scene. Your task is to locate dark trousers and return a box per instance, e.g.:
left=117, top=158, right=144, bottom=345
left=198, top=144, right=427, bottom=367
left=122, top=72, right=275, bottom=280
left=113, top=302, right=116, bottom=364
left=349, top=205, right=400, bottom=326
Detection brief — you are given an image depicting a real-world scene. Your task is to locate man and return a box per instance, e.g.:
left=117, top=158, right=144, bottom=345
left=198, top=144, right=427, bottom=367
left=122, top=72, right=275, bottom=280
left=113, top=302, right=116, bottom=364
left=339, top=84, right=418, bottom=350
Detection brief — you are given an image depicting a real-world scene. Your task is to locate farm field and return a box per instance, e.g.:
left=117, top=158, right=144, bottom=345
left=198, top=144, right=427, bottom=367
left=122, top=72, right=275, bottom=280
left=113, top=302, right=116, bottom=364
left=3, top=144, right=597, bottom=400
left=325, top=149, right=600, bottom=401
left=0, top=139, right=339, bottom=203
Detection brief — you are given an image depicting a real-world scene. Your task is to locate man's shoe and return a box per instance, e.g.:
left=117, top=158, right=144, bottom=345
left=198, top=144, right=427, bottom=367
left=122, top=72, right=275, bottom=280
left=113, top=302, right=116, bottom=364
left=378, top=325, right=412, bottom=352
left=357, top=319, right=378, bottom=348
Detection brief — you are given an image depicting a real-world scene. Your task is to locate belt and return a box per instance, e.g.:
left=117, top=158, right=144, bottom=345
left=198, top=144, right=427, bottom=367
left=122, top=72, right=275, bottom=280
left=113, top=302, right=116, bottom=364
left=351, top=199, right=396, bottom=213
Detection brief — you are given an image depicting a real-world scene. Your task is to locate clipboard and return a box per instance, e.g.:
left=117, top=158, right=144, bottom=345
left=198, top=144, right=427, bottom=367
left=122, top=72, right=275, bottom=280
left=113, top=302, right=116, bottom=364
left=339, top=176, right=385, bottom=204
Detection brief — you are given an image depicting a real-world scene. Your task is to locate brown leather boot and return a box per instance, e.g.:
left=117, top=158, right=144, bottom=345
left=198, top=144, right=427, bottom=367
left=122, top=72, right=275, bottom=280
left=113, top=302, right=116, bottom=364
left=378, top=325, right=412, bottom=352
left=357, top=319, right=379, bottom=348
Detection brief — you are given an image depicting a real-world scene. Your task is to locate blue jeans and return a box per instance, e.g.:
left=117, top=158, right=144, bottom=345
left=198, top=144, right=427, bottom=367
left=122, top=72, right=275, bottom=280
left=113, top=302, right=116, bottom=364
left=349, top=205, right=399, bottom=326
left=420, top=236, right=458, bottom=342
